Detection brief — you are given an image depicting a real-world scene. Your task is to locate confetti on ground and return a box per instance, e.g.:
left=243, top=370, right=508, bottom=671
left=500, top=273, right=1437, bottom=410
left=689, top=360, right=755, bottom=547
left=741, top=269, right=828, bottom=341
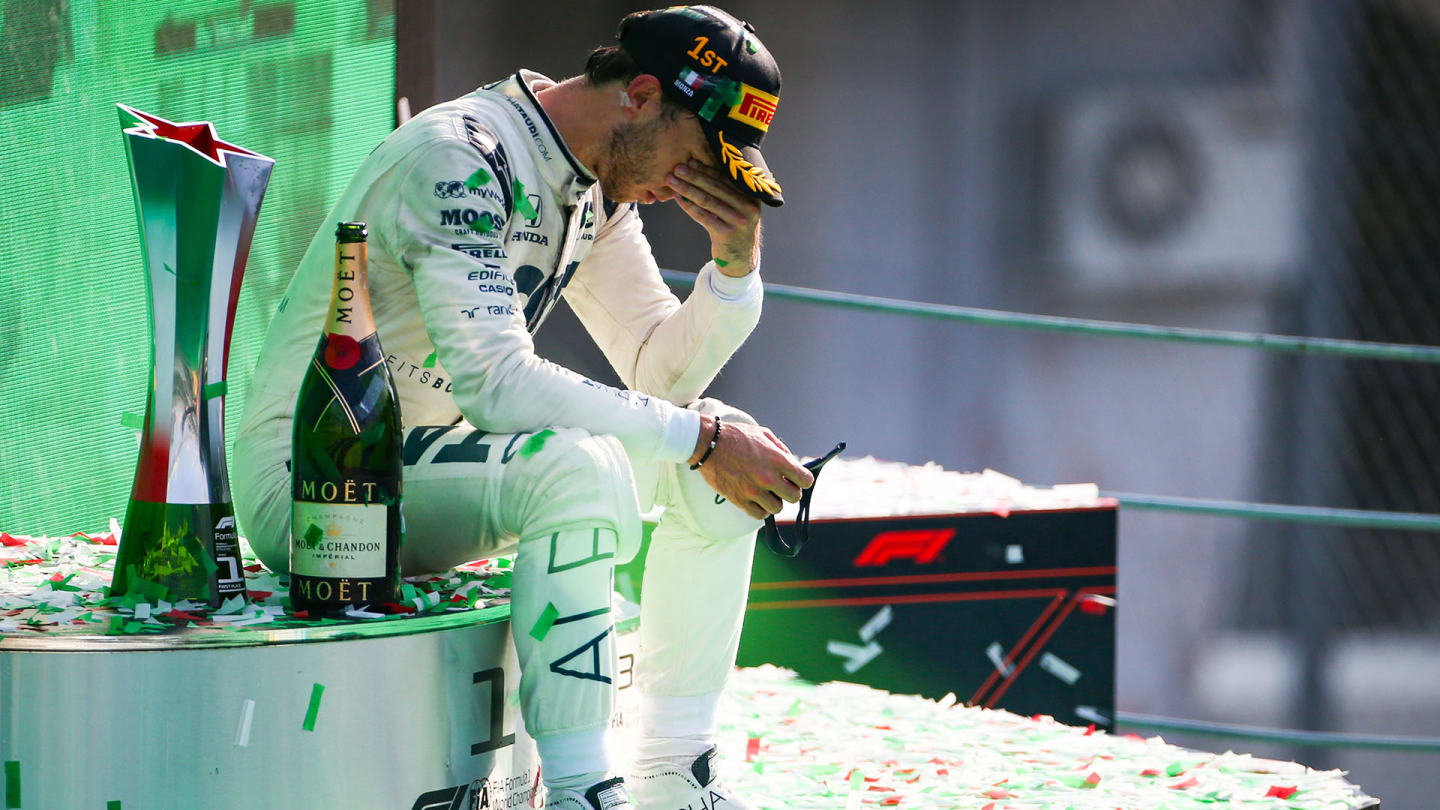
left=778, top=458, right=1105, bottom=521
left=653, top=666, right=1378, bottom=810
left=0, top=527, right=512, bottom=639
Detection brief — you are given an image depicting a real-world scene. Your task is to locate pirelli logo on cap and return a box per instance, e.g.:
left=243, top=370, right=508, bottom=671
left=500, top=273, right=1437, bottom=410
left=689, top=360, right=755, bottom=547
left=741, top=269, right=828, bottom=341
left=728, top=83, right=779, bottom=131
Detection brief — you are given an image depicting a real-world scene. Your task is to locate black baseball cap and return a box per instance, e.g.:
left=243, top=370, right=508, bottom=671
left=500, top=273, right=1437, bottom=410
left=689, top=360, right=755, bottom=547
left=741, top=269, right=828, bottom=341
left=618, top=5, right=784, bottom=206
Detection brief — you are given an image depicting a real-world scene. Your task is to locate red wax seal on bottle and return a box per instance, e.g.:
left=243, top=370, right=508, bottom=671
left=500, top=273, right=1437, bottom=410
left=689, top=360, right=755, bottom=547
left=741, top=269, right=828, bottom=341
left=324, top=333, right=360, bottom=370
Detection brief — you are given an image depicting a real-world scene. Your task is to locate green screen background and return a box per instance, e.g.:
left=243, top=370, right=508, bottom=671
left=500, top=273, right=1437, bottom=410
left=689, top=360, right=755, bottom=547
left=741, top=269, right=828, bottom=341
left=0, top=0, right=395, bottom=533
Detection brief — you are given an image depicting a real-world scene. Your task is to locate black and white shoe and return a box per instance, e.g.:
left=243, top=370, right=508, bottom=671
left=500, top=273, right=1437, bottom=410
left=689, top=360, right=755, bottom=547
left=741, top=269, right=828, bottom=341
left=546, top=776, right=632, bottom=810
left=629, top=746, right=753, bottom=810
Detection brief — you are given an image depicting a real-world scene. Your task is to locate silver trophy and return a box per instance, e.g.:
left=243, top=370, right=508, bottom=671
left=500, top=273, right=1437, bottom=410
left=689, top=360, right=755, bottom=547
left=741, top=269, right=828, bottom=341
left=111, top=104, right=273, bottom=607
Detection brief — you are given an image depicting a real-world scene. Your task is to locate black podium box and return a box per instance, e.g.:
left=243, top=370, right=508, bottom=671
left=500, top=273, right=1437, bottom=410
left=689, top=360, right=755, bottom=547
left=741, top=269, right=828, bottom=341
left=735, top=505, right=1117, bottom=729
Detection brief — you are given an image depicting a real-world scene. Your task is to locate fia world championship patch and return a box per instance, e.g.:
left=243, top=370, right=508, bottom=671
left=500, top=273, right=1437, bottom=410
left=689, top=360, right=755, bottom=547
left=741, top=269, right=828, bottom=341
left=728, top=84, right=779, bottom=131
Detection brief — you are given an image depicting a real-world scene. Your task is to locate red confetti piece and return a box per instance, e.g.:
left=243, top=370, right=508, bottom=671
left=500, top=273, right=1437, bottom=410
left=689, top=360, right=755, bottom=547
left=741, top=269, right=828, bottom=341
left=1169, top=776, right=1199, bottom=790
left=936, top=768, right=949, bottom=776
left=1140, top=768, right=1163, bottom=777
left=0, top=533, right=27, bottom=547
left=244, top=564, right=264, bottom=572
left=292, top=610, right=310, bottom=619
left=1084, top=723, right=1096, bottom=735
left=874, top=725, right=893, bottom=730
left=984, top=789, right=1016, bottom=800
left=867, top=785, right=894, bottom=792
left=879, top=798, right=902, bottom=806
left=981, top=804, right=996, bottom=810
left=746, top=737, right=761, bottom=762
left=248, top=591, right=273, bottom=600
left=1086, top=772, right=1102, bottom=786
left=1080, top=594, right=1112, bottom=615
left=162, top=610, right=205, bottom=622
left=382, top=602, right=417, bottom=614
left=1267, top=786, right=1298, bottom=799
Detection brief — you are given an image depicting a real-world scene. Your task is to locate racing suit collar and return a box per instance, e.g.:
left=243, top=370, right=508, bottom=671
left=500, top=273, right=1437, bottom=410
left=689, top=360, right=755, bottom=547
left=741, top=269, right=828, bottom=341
left=500, top=70, right=597, bottom=202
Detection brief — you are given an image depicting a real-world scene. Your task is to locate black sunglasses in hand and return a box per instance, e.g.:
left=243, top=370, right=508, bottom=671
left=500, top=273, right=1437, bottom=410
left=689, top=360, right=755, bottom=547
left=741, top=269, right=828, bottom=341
left=760, top=442, right=846, bottom=558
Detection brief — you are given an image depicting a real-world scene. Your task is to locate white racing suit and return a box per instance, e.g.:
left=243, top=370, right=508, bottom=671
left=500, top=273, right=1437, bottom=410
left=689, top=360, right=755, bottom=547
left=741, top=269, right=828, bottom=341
left=233, top=71, right=765, bottom=778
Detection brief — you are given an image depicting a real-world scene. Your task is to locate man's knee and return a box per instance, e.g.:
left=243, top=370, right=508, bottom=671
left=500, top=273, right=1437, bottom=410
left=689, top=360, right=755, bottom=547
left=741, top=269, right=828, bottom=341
left=662, top=398, right=765, bottom=544
left=504, top=428, right=642, bottom=558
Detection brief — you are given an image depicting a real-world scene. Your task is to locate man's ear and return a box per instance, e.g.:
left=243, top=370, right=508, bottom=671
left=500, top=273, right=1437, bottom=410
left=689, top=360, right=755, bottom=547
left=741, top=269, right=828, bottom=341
left=624, top=74, right=665, bottom=119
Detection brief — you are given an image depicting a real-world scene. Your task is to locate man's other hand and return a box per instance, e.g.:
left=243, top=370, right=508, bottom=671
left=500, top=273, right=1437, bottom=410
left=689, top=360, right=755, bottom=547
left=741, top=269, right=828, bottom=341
left=667, top=159, right=761, bottom=276
left=689, top=414, right=813, bottom=520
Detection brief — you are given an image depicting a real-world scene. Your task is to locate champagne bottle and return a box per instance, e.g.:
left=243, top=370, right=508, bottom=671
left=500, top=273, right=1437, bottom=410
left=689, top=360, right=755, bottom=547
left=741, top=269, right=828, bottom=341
left=290, top=222, right=403, bottom=612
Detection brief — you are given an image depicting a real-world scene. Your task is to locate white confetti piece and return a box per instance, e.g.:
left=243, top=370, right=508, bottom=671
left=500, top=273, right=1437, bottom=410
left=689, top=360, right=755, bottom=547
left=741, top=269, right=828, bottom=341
left=1040, top=651, right=1082, bottom=685
left=1005, top=544, right=1025, bottom=564
left=234, top=698, right=256, bottom=747
left=985, top=641, right=1013, bottom=676
left=826, top=640, right=883, bottom=674
left=1075, top=704, right=1110, bottom=725
left=857, top=605, right=892, bottom=643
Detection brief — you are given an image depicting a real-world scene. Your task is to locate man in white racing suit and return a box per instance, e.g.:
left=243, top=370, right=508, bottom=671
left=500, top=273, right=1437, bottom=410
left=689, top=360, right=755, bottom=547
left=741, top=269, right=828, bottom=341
left=233, top=6, right=805, bottom=810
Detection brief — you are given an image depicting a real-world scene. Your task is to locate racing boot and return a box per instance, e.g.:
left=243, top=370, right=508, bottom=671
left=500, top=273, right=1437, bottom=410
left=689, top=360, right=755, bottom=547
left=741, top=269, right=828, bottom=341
left=629, top=746, right=753, bottom=810
left=545, top=776, right=633, bottom=810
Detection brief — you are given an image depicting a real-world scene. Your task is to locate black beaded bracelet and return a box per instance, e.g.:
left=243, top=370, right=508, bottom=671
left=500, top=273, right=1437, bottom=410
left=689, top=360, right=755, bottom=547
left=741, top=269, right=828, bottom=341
left=689, top=416, right=723, bottom=470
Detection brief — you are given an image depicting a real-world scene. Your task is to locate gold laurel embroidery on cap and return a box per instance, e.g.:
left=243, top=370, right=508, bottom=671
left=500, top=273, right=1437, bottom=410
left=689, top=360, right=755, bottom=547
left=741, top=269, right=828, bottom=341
left=717, top=131, right=782, bottom=196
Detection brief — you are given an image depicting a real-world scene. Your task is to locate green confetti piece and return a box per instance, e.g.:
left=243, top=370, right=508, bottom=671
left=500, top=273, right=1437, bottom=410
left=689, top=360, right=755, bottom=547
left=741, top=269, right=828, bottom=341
left=497, top=557, right=512, bottom=569
left=713, top=257, right=729, bottom=267
left=202, top=380, right=227, bottom=399
left=745, top=37, right=759, bottom=54
left=519, top=429, right=554, bottom=459
left=487, top=572, right=512, bottom=590
left=4, top=760, right=18, bottom=809
left=698, top=94, right=723, bottom=121
left=302, top=683, right=325, bottom=731
left=848, top=769, right=863, bottom=790
left=109, top=802, right=122, bottom=810
left=106, top=615, right=126, bottom=635
left=1166, top=761, right=1186, bottom=777
left=303, top=523, right=323, bottom=548
left=197, top=548, right=219, bottom=577
left=529, top=602, right=559, bottom=641
left=124, top=565, right=169, bottom=601
left=464, top=167, right=491, bottom=189
left=120, top=412, right=145, bottom=430
left=422, top=350, right=438, bottom=368
left=512, top=180, right=538, bottom=221
left=752, top=757, right=764, bottom=774
left=470, top=213, right=496, bottom=234
left=46, top=573, right=79, bottom=591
